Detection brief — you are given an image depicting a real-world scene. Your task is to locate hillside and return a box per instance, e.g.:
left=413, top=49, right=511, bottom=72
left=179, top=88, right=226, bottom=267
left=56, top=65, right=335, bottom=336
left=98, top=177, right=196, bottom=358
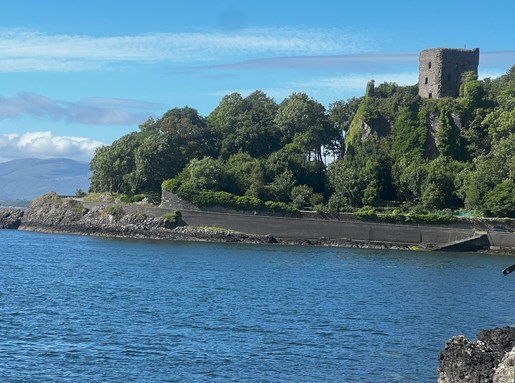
left=0, top=158, right=89, bottom=200
left=87, top=65, right=515, bottom=218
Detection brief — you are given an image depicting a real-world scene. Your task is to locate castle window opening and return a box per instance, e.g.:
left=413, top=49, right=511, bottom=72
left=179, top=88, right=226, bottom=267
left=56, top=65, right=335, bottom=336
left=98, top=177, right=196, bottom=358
left=428, top=61, right=431, bottom=69
left=424, top=77, right=428, bottom=84
left=428, top=92, right=432, bottom=99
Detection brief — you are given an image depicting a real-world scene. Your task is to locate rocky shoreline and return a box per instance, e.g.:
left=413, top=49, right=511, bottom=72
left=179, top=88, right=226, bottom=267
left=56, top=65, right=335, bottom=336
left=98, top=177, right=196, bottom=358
left=0, top=208, right=24, bottom=229
left=0, top=192, right=414, bottom=249
left=2, top=192, right=514, bottom=254
left=438, top=327, right=515, bottom=383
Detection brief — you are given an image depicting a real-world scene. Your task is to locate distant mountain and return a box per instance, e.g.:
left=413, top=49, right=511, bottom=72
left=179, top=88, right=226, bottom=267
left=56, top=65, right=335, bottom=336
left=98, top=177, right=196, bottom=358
left=0, top=158, right=90, bottom=200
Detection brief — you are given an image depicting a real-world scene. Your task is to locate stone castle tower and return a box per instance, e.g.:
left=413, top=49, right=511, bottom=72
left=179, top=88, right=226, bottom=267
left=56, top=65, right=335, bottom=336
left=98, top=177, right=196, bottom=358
left=418, top=48, right=479, bottom=98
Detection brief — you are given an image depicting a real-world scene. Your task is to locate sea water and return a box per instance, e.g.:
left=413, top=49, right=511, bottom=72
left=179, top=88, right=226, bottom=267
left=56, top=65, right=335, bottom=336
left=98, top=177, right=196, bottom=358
left=1, top=230, right=515, bottom=382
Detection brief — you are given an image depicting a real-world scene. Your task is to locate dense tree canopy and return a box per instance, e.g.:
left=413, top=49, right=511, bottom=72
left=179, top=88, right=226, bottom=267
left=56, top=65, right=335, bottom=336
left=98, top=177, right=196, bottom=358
left=89, top=65, right=515, bottom=217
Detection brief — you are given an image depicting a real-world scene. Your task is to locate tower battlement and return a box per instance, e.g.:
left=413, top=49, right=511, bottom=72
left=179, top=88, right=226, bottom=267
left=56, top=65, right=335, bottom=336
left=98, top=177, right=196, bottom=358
left=418, top=48, right=479, bottom=99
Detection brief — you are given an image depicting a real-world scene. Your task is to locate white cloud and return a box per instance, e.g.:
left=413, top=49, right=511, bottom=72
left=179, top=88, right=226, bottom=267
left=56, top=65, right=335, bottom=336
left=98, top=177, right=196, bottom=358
left=0, top=131, right=105, bottom=162
left=0, top=92, right=160, bottom=125
left=0, top=28, right=374, bottom=72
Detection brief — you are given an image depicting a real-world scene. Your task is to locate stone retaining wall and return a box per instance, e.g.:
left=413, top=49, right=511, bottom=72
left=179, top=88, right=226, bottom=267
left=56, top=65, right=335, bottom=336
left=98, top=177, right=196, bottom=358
left=83, top=197, right=515, bottom=249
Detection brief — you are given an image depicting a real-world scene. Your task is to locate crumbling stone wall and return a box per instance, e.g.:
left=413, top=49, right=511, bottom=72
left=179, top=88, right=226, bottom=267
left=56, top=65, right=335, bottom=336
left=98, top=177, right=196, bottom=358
left=419, top=48, right=479, bottom=99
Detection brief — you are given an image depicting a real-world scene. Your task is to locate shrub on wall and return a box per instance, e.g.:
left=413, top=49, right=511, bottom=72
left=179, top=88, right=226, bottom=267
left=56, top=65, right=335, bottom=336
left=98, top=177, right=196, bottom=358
left=162, top=178, right=299, bottom=215
left=354, top=207, right=457, bottom=224
left=234, top=196, right=265, bottom=210
left=264, top=201, right=299, bottom=215
left=160, top=211, right=181, bottom=223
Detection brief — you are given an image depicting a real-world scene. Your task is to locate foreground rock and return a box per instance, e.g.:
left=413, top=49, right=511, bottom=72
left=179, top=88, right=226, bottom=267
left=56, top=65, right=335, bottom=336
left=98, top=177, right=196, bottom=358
left=438, top=327, right=515, bottom=382
left=494, top=347, right=515, bottom=383
left=0, top=208, right=24, bottom=229
left=18, top=192, right=278, bottom=244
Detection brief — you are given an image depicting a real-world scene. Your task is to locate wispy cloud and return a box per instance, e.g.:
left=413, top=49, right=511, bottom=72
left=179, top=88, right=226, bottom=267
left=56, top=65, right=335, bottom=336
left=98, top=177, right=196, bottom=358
left=480, top=51, right=515, bottom=68
left=0, top=92, right=160, bottom=125
left=0, top=131, right=105, bottom=162
left=293, top=72, right=419, bottom=91
left=0, top=28, right=373, bottom=72
left=206, top=72, right=419, bottom=106
left=189, top=53, right=418, bottom=72
left=188, top=50, right=515, bottom=73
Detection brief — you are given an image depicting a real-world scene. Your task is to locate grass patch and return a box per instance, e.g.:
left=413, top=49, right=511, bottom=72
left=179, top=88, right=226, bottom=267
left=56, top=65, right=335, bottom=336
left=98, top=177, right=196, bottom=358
left=104, top=206, right=125, bottom=221
left=160, top=211, right=181, bottom=224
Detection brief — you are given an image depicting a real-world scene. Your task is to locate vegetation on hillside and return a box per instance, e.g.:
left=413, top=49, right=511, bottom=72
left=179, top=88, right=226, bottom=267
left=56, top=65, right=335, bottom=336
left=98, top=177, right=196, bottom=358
left=89, top=66, right=515, bottom=217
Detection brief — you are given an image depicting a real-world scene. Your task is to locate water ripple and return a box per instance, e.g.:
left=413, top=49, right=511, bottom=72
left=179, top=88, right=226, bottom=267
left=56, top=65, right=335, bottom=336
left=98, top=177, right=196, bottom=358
left=1, top=230, right=515, bottom=382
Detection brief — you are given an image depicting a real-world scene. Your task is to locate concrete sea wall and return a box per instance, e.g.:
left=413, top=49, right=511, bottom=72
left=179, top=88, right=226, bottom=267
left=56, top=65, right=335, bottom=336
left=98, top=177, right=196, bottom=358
left=159, top=189, right=515, bottom=249
left=2, top=191, right=514, bottom=251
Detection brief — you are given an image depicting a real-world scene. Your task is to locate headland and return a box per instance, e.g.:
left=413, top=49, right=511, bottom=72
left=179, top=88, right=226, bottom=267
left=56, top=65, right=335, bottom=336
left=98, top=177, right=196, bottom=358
left=1, top=192, right=514, bottom=254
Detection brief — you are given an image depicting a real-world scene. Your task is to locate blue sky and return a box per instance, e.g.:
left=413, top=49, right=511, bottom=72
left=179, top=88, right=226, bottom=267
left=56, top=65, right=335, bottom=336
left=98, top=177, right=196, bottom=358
left=1, top=0, right=514, bottom=162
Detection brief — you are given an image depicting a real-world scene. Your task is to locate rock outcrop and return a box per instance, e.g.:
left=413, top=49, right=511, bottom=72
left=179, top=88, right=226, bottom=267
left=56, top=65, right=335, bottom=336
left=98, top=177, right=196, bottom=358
left=494, top=347, right=515, bottom=383
left=0, top=208, right=24, bottom=229
left=17, top=192, right=278, bottom=244
left=438, top=327, right=515, bottom=383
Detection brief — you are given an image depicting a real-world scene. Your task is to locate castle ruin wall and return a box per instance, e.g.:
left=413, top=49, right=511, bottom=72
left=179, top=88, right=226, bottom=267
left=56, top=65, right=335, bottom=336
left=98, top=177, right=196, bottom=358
left=418, top=48, right=479, bottom=99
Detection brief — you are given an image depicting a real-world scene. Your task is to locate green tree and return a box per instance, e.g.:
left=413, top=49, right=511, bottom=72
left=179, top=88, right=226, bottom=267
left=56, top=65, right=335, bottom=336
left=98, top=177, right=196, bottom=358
left=132, top=133, right=180, bottom=193
left=290, top=184, right=314, bottom=209
left=267, top=170, right=296, bottom=203
left=483, top=108, right=515, bottom=142
left=89, top=132, right=142, bottom=194
left=391, top=107, right=426, bottom=160
left=264, top=137, right=327, bottom=196
left=421, top=157, right=464, bottom=210
left=153, top=106, right=215, bottom=159
left=274, top=93, right=335, bottom=162
left=391, top=157, right=427, bottom=204
left=328, top=137, right=392, bottom=208
left=436, top=101, right=465, bottom=160
left=456, top=135, right=515, bottom=212
left=207, top=91, right=280, bottom=159
left=327, top=97, right=362, bottom=159
left=483, top=180, right=515, bottom=217
left=225, top=152, right=265, bottom=196
left=185, top=157, right=228, bottom=191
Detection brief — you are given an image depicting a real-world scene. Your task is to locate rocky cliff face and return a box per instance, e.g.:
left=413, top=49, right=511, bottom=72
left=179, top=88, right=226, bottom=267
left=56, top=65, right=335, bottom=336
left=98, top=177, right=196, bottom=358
left=0, top=208, right=24, bottom=229
left=20, top=193, right=173, bottom=238
left=438, top=327, right=515, bottom=383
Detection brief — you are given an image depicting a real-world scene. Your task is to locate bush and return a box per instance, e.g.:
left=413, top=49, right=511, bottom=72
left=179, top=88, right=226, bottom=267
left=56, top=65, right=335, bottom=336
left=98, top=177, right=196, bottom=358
left=264, top=201, right=300, bottom=215
left=234, top=195, right=265, bottom=210
left=289, top=185, right=313, bottom=209
left=483, top=180, right=515, bottom=218
left=354, top=207, right=378, bottom=220
left=354, top=206, right=457, bottom=224
left=117, top=194, right=131, bottom=203
left=104, top=206, right=125, bottom=221
left=165, top=176, right=299, bottom=214
left=75, top=188, right=87, bottom=197
left=191, top=190, right=233, bottom=207
left=309, top=193, right=324, bottom=207
left=160, top=211, right=181, bottom=223
left=162, top=178, right=181, bottom=193
left=130, top=194, right=148, bottom=203
left=83, top=192, right=119, bottom=203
